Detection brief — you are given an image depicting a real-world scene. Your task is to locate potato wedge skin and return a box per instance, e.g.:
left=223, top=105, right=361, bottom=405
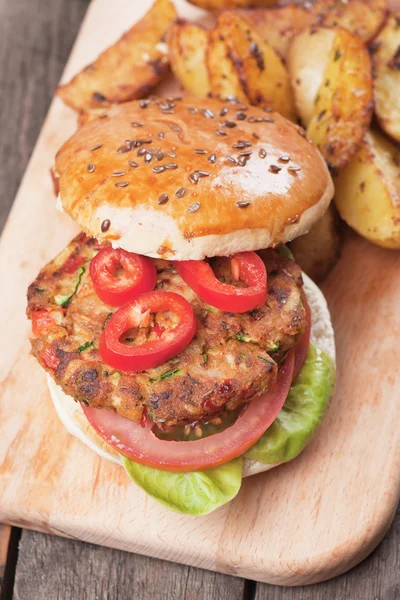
left=307, top=27, right=373, bottom=171
left=313, top=0, right=388, bottom=43
left=287, top=28, right=335, bottom=127
left=215, top=12, right=296, bottom=120
left=334, top=130, right=400, bottom=249
left=187, top=0, right=279, bottom=10
left=57, top=0, right=177, bottom=112
left=373, top=13, right=400, bottom=142
left=167, top=21, right=210, bottom=98
left=289, top=206, right=341, bottom=283
left=234, top=6, right=313, bottom=59
left=207, top=27, right=248, bottom=102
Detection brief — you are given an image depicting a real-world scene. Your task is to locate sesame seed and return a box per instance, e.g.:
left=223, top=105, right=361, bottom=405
left=87, top=163, right=95, bottom=173
left=144, top=153, right=152, bottom=164
left=252, top=132, right=260, bottom=139
left=115, top=181, right=129, bottom=187
left=196, top=170, right=210, bottom=178
left=117, top=144, right=131, bottom=154
left=237, top=105, right=248, bottom=111
left=129, top=161, right=139, bottom=168
left=157, top=132, right=165, bottom=139
left=92, top=92, right=107, bottom=102
left=164, top=163, right=178, bottom=170
left=157, top=193, right=169, bottom=205
left=167, top=152, right=176, bottom=158
left=189, top=172, right=199, bottom=184
left=232, top=140, right=252, bottom=149
left=259, top=148, right=267, bottom=159
left=279, top=155, right=290, bottom=163
left=208, top=153, right=217, bottom=164
left=160, top=102, right=175, bottom=110
left=90, top=144, right=102, bottom=151
left=226, top=156, right=238, bottom=165
left=288, top=165, right=301, bottom=173
left=176, top=187, right=186, bottom=198
left=136, top=138, right=152, bottom=146
left=153, top=165, right=166, bottom=174
left=156, top=150, right=164, bottom=161
left=222, top=120, right=237, bottom=128
left=203, top=109, right=215, bottom=119
left=194, top=149, right=207, bottom=154
left=239, top=151, right=252, bottom=157
left=263, top=106, right=272, bottom=112
left=188, top=202, right=200, bottom=213
left=216, top=129, right=227, bottom=136
left=137, top=148, right=147, bottom=156
left=238, top=156, right=248, bottom=166
left=263, top=116, right=275, bottom=123
left=236, top=201, right=250, bottom=208
left=169, top=123, right=182, bottom=132
left=188, top=107, right=198, bottom=115
left=269, top=165, right=282, bottom=173
left=112, top=170, right=126, bottom=177
left=236, top=112, right=246, bottom=120
left=131, top=122, right=143, bottom=127
left=101, top=219, right=111, bottom=232
left=139, top=99, right=151, bottom=108
left=220, top=107, right=228, bottom=116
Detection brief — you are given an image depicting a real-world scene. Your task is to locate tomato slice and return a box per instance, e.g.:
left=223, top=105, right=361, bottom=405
left=174, top=251, right=267, bottom=313
left=83, top=350, right=294, bottom=472
left=90, top=247, right=156, bottom=307
left=100, top=291, right=196, bottom=372
left=293, top=293, right=311, bottom=380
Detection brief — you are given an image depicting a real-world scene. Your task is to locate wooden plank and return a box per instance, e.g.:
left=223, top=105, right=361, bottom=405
left=0, top=526, right=20, bottom=600
left=1, top=0, right=400, bottom=589
left=13, top=531, right=246, bottom=600
left=0, top=525, right=12, bottom=586
left=0, top=0, right=90, bottom=233
left=255, top=503, right=400, bottom=600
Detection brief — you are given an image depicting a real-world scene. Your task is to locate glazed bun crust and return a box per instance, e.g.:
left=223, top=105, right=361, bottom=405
left=47, top=272, right=336, bottom=479
left=55, top=97, right=334, bottom=260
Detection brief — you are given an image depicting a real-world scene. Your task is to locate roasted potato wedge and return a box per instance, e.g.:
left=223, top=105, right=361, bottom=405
left=289, top=206, right=342, bottom=283
left=233, top=0, right=387, bottom=60
left=334, top=130, right=400, bottom=249
left=57, top=0, right=177, bottom=112
left=233, top=6, right=313, bottom=59
left=287, top=28, right=335, bottom=127
left=207, top=28, right=248, bottom=102
left=373, top=13, right=400, bottom=142
left=187, top=0, right=279, bottom=10
left=313, top=0, right=388, bottom=44
left=307, top=27, right=373, bottom=171
left=211, top=12, right=296, bottom=119
left=167, top=20, right=210, bottom=98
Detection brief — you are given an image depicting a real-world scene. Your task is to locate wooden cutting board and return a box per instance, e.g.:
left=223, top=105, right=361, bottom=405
left=1, top=0, right=400, bottom=586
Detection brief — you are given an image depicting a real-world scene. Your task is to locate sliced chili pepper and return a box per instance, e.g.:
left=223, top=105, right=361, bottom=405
left=174, top=251, right=267, bottom=313
left=90, top=247, right=156, bottom=307
left=100, top=291, right=196, bottom=371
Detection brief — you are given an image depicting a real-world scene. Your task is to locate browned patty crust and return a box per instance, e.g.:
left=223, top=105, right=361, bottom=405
left=27, top=234, right=306, bottom=427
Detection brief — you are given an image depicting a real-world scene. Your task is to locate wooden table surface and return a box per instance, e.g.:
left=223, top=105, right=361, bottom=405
left=1, top=1, right=399, bottom=598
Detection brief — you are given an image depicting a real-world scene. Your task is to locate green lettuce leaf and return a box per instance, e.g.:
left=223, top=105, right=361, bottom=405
left=245, top=343, right=335, bottom=464
left=121, top=456, right=243, bottom=516
left=120, top=343, right=335, bottom=515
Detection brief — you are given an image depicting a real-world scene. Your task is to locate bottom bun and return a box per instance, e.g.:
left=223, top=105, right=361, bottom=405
left=47, top=273, right=335, bottom=478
